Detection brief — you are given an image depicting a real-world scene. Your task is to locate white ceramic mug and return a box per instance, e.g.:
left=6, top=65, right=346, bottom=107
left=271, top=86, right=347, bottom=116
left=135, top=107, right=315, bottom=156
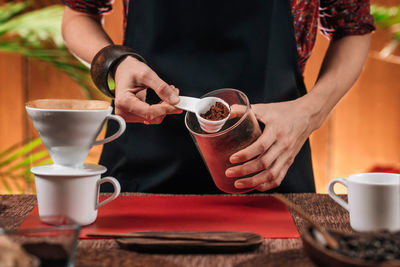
left=26, top=99, right=126, bottom=167
left=32, top=164, right=121, bottom=226
left=328, top=173, right=400, bottom=232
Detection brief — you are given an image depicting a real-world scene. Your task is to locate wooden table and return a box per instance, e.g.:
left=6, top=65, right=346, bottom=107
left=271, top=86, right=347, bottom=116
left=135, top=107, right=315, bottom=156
left=0, top=193, right=351, bottom=267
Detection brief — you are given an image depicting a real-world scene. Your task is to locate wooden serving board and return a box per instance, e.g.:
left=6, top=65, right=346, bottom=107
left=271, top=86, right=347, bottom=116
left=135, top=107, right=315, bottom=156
left=115, top=231, right=264, bottom=253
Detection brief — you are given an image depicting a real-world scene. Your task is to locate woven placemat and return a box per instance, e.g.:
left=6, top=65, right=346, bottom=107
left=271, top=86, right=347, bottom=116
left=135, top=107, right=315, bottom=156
left=0, top=195, right=36, bottom=218
left=74, top=248, right=181, bottom=267
left=285, top=193, right=352, bottom=234
left=235, top=249, right=315, bottom=267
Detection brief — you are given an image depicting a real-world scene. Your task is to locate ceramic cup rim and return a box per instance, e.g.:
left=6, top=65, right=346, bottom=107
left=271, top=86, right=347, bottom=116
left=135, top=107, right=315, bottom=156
left=26, top=105, right=112, bottom=113
left=346, top=172, right=400, bottom=186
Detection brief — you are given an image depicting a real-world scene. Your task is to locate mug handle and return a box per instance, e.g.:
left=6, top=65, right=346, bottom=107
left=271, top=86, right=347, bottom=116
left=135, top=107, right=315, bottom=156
left=93, top=114, right=126, bottom=146
left=328, top=178, right=349, bottom=211
left=96, top=176, right=121, bottom=209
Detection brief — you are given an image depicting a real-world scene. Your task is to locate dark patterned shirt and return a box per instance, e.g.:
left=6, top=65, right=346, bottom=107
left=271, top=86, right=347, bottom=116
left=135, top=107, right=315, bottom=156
left=62, top=0, right=375, bottom=72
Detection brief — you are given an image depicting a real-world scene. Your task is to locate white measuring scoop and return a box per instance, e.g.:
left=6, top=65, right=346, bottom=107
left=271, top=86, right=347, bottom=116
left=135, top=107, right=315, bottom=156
left=175, top=96, right=230, bottom=133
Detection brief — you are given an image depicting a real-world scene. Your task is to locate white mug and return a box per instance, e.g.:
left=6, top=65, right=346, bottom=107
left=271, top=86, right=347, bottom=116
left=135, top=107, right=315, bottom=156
left=328, top=173, right=400, bottom=232
left=32, top=164, right=121, bottom=226
left=26, top=99, right=126, bottom=167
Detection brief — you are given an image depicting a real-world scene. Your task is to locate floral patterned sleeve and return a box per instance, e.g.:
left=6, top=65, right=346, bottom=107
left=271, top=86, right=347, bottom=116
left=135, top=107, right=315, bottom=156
left=61, top=0, right=112, bottom=14
left=319, top=0, right=375, bottom=40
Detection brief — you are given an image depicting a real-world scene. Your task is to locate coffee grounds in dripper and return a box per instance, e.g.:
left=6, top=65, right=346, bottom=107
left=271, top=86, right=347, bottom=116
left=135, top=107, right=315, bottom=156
left=200, top=102, right=229, bottom=121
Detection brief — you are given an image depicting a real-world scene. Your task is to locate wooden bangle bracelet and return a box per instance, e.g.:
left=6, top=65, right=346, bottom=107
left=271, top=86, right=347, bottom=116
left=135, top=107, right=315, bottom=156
left=90, top=45, right=146, bottom=98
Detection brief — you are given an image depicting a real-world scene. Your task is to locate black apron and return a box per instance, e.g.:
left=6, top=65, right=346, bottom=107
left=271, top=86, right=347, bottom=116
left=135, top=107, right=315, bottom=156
left=100, top=0, right=316, bottom=193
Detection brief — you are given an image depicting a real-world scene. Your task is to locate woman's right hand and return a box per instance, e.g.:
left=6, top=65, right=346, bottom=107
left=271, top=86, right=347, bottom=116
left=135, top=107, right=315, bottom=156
left=114, top=56, right=182, bottom=124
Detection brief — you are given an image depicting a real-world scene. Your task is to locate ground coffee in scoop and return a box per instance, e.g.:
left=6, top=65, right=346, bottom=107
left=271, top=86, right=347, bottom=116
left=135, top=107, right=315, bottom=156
left=200, top=102, right=229, bottom=121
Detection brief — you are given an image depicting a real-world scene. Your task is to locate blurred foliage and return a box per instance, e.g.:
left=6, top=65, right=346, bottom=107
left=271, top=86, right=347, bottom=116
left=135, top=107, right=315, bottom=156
left=0, top=2, right=104, bottom=193
left=0, top=2, right=103, bottom=99
left=0, top=138, right=52, bottom=194
left=371, top=4, right=400, bottom=40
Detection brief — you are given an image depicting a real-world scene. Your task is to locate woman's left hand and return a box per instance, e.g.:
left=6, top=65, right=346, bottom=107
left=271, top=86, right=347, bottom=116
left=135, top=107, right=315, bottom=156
left=225, top=99, right=317, bottom=192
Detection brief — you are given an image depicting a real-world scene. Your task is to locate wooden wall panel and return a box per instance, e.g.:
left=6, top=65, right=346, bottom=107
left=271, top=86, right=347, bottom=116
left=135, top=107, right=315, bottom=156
left=104, top=0, right=124, bottom=45
left=27, top=60, right=85, bottom=101
left=0, top=54, right=25, bottom=151
left=332, top=56, right=400, bottom=178
left=0, top=54, right=26, bottom=194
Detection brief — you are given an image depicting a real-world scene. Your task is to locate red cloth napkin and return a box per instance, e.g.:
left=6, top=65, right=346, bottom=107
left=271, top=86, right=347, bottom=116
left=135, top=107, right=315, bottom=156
left=30, top=195, right=299, bottom=239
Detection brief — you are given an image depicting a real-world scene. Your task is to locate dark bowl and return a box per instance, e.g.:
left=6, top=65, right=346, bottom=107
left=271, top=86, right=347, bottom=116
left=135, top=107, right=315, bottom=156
left=301, top=226, right=400, bottom=267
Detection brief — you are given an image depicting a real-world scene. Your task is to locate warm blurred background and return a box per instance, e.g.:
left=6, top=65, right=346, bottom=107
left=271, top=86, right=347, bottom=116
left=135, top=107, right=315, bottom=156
left=0, top=0, right=399, bottom=194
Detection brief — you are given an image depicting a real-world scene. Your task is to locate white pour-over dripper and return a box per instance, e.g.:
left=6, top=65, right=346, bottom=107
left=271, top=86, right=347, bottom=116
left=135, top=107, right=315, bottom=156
left=175, top=96, right=230, bottom=133
left=26, top=99, right=126, bottom=167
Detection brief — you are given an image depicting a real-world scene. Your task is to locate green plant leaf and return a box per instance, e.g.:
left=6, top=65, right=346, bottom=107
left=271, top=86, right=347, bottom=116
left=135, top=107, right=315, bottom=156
left=0, top=2, right=28, bottom=24
left=9, top=175, right=24, bottom=194
left=0, top=142, right=21, bottom=160
left=0, top=176, right=12, bottom=194
left=19, top=157, right=53, bottom=173
left=0, top=5, right=65, bottom=47
left=371, top=5, right=400, bottom=28
left=0, top=3, right=104, bottom=100
left=0, top=137, right=49, bottom=194
left=0, top=138, right=42, bottom=167
left=8, top=150, right=49, bottom=172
